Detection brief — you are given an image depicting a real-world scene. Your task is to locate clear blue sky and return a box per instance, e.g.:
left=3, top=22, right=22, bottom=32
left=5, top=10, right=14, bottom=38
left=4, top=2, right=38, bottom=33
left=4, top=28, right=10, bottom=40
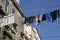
left=20, top=0, right=60, bottom=40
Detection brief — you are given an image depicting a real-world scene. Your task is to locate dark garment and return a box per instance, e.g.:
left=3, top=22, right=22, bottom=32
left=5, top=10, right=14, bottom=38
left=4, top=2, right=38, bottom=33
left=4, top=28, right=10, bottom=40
left=29, top=16, right=33, bottom=23
left=58, top=10, right=60, bottom=18
left=51, top=10, right=57, bottom=22
left=38, top=15, right=40, bottom=24
left=42, top=14, right=46, bottom=21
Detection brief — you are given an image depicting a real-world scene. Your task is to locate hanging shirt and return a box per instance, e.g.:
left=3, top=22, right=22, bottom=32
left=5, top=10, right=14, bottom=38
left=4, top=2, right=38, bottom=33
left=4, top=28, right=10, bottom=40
left=51, top=10, right=58, bottom=22
left=46, top=13, right=52, bottom=22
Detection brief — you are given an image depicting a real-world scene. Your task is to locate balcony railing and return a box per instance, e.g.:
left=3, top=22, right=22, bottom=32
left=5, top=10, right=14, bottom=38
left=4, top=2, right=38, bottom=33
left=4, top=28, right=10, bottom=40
left=3, top=14, right=14, bottom=26
left=2, top=14, right=17, bottom=26
left=3, top=28, right=15, bottom=40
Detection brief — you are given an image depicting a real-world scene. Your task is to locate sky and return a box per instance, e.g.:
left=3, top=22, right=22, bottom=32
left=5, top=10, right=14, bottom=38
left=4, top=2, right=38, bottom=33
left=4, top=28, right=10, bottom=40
left=20, top=0, right=60, bottom=40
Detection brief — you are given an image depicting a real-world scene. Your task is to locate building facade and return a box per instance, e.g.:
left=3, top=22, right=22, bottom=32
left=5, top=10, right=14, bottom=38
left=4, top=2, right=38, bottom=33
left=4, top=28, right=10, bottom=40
left=0, top=0, right=25, bottom=40
left=15, top=0, right=20, bottom=4
left=32, top=28, right=41, bottom=40
left=20, top=23, right=41, bottom=40
left=0, top=0, right=41, bottom=40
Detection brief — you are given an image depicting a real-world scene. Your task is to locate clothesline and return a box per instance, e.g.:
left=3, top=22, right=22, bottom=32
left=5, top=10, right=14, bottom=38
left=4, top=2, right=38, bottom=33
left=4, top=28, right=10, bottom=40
left=24, top=9, right=60, bottom=25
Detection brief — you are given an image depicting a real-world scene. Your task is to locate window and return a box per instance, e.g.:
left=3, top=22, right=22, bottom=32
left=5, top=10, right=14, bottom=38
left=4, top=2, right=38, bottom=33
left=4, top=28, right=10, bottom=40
left=24, top=24, right=28, bottom=33
left=12, top=9, right=15, bottom=14
left=5, top=0, right=9, bottom=13
left=25, top=27, right=28, bottom=33
left=20, top=20, right=24, bottom=32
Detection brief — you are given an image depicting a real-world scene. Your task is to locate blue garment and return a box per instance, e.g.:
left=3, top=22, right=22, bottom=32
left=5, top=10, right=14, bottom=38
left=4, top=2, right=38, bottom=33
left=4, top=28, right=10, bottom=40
left=46, top=13, right=52, bottom=22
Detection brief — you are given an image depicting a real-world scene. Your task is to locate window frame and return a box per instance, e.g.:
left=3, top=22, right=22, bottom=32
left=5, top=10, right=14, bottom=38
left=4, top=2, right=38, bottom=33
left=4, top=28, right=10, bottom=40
left=4, top=0, right=9, bottom=13
left=12, top=8, right=15, bottom=14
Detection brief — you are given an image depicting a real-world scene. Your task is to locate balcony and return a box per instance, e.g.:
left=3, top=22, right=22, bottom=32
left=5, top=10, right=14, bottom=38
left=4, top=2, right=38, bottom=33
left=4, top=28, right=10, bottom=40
left=3, top=28, right=15, bottom=40
left=2, top=14, right=17, bottom=26
left=23, top=24, right=32, bottom=38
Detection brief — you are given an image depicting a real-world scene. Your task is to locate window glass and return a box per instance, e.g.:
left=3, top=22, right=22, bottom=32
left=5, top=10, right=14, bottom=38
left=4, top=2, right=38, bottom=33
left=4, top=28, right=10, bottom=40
left=12, top=9, right=15, bottom=14
left=20, top=20, right=24, bottom=32
left=5, top=0, right=9, bottom=13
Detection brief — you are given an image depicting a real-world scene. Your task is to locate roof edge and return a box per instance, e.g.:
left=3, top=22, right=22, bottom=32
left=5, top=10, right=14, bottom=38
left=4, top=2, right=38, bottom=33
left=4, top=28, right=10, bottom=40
left=11, top=0, right=25, bottom=17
